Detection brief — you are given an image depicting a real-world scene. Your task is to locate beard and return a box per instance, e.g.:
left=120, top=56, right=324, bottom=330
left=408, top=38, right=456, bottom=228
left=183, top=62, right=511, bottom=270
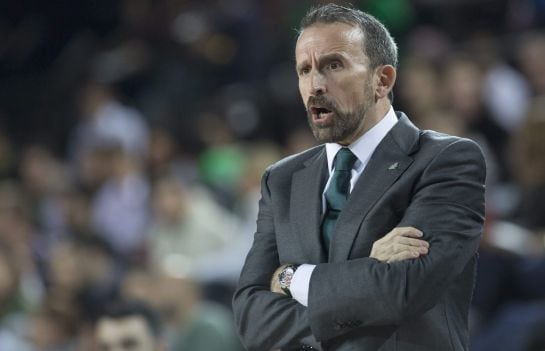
left=306, top=83, right=374, bottom=144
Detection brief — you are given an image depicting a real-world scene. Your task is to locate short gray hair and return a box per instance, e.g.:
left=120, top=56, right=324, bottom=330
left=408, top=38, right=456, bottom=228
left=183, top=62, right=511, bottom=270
left=299, top=4, right=398, bottom=70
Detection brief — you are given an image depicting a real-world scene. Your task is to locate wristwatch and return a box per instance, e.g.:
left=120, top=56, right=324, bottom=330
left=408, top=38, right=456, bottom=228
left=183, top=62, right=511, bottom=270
left=278, top=264, right=299, bottom=297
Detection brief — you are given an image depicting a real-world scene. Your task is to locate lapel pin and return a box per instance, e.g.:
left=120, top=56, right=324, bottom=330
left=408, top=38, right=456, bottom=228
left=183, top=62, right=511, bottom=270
left=388, top=162, right=399, bottom=170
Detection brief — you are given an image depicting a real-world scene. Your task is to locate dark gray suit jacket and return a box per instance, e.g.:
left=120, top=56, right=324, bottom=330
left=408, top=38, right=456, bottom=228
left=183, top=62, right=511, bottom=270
left=233, top=112, right=486, bottom=351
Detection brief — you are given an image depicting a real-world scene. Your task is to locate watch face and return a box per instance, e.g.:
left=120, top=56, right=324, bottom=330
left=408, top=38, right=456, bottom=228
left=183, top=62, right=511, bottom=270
left=279, top=266, right=296, bottom=290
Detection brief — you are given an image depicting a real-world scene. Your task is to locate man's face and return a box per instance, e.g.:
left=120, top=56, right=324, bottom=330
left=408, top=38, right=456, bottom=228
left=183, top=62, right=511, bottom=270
left=96, top=316, right=158, bottom=351
left=296, top=22, right=376, bottom=145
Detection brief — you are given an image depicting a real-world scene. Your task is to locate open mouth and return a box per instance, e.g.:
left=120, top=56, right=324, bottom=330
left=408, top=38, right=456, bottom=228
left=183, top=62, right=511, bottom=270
left=310, top=106, right=334, bottom=124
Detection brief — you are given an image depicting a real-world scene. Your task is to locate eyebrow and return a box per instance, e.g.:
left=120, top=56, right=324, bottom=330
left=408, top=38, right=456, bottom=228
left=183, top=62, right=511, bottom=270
left=319, top=52, right=347, bottom=62
left=296, top=52, right=348, bottom=71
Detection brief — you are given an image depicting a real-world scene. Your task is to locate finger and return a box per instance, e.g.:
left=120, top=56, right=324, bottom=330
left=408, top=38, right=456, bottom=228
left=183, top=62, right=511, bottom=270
left=397, top=236, right=429, bottom=248
left=392, top=243, right=428, bottom=255
left=394, top=226, right=423, bottom=238
left=387, top=250, right=421, bottom=263
left=384, top=227, right=407, bottom=239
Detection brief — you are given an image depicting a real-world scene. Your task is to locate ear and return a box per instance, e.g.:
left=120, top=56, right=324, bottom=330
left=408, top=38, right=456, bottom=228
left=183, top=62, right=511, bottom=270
left=375, top=65, right=396, bottom=100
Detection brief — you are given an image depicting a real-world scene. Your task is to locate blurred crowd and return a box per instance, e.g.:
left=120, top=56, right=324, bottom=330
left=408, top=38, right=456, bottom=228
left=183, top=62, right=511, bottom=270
left=1, top=0, right=545, bottom=350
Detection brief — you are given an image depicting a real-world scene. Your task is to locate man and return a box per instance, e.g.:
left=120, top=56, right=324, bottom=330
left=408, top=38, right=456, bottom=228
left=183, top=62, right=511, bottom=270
left=95, top=301, right=165, bottom=351
left=233, top=4, right=486, bottom=351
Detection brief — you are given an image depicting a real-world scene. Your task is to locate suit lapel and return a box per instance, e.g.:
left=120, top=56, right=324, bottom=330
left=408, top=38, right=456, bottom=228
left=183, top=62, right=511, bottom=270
left=329, top=113, right=420, bottom=262
left=291, top=147, right=328, bottom=263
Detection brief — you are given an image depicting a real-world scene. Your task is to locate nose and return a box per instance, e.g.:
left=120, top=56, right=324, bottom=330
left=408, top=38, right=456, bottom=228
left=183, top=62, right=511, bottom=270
left=310, top=71, right=327, bottom=96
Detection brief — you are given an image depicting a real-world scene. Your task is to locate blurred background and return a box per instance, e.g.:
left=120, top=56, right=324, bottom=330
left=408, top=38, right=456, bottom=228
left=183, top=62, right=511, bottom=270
left=1, top=0, right=545, bottom=350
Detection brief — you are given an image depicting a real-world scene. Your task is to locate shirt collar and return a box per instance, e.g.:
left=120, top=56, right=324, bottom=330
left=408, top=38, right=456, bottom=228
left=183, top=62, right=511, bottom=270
left=325, top=106, right=398, bottom=172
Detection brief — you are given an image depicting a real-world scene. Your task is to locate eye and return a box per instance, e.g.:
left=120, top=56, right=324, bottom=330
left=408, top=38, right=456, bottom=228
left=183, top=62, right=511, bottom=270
left=328, top=61, right=343, bottom=71
left=299, top=66, right=311, bottom=76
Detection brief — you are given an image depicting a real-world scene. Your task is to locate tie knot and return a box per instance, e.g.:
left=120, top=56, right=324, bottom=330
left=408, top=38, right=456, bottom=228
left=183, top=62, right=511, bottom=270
left=334, top=148, right=357, bottom=171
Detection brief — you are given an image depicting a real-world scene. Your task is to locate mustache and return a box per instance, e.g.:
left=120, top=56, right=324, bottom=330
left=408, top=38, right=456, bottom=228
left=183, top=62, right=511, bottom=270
left=306, top=95, right=338, bottom=113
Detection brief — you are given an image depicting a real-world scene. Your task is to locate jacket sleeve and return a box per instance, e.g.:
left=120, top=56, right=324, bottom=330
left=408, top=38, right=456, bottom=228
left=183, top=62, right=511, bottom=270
left=232, top=167, right=320, bottom=351
left=307, top=138, right=486, bottom=341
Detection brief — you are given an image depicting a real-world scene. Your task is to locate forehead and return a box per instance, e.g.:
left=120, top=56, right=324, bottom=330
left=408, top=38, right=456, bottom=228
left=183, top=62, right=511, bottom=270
left=295, top=22, right=365, bottom=62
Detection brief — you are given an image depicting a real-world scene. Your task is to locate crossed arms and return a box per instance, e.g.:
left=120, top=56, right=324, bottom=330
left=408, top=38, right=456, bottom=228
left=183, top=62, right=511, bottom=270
left=233, top=139, right=486, bottom=351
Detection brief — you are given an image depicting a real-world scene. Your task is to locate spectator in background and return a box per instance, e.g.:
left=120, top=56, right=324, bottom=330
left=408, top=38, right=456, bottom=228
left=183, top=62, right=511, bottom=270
left=470, top=96, right=545, bottom=351
left=95, top=300, right=165, bottom=351
left=511, top=96, right=545, bottom=230
left=73, top=235, right=125, bottom=322
left=158, top=276, right=243, bottom=351
left=196, top=112, right=246, bottom=209
left=69, top=81, right=149, bottom=170
left=148, top=175, right=239, bottom=281
left=0, top=241, right=32, bottom=350
left=90, top=144, right=151, bottom=260
left=518, top=33, right=545, bottom=96
left=0, top=181, right=43, bottom=310
left=442, top=54, right=511, bottom=180
left=68, top=80, right=150, bottom=201
left=57, top=186, right=93, bottom=238
left=46, top=239, right=87, bottom=308
left=18, top=145, right=72, bottom=266
left=26, top=301, right=78, bottom=351
left=45, top=234, right=124, bottom=341
left=469, top=33, right=531, bottom=134
left=146, top=127, right=198, bottom=184
left=396, top=56, right=442, bottom=123
left=178, top=141, right=287, bottom=288
left=121, top=270, right=244, bottom=351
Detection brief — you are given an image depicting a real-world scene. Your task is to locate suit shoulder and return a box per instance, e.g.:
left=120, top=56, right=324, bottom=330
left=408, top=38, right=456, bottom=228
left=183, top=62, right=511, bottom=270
left=266, top=144, right=324, bottom=174
left=418, top=129, right=484, bottom=157
left=415, top=130, right=486, bottom=179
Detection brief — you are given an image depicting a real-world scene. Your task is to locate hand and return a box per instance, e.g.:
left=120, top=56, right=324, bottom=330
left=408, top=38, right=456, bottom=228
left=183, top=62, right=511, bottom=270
left=270, top=264, right=291, bottom=295
left=370, top=226, right=429, bottom=263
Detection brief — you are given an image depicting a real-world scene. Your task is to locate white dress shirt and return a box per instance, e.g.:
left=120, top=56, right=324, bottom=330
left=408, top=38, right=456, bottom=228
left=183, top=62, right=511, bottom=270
left=290, top=107, right=398, bottom=306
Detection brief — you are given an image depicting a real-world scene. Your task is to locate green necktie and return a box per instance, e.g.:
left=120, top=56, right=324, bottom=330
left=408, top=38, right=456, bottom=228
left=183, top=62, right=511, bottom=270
left=322, top=148, right=358, bottom=251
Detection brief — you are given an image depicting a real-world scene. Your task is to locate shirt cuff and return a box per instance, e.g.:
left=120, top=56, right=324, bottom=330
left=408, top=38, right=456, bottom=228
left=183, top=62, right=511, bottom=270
left=290, top=264, right=316, bottom=307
